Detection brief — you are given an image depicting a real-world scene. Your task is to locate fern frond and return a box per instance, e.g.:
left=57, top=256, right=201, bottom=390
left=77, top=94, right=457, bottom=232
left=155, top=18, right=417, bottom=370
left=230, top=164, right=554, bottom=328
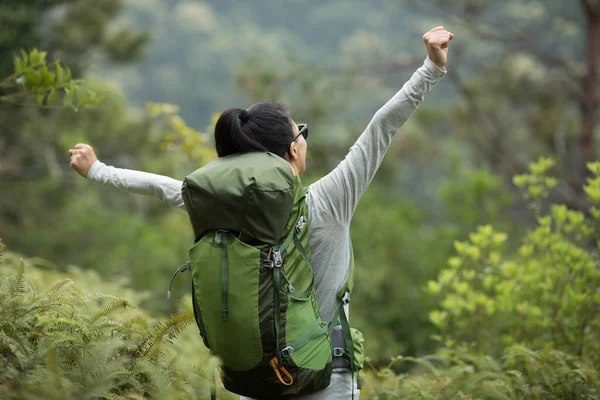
left=36, top=315, right=79, bottom=329
left=25, top=298, right=63, bottom=315
left=94, top=320, right=124, bottom=331
left=189, top=363, right=206, bottom=379
left=122, top=316, right=148, bottom=333
left=99, top=393, right=136, bottom=400
left=90, top=300, right=132, bottom=326
left=12, top=260, right=26, bottom=297
left=0, top=279, right=12, bottom=316
left=22, top=276, right=37, bottom=297
left=164, top=375, right=197, bottom=399
left=66, top=292, right=122, bottom=307
left=28, top=257, right=60, bottom=271
left=80, top=365, right=139, bottom=397
left=44, top=347, right=71, bottom=398
left=6, top=261, right=27, bottom=323
left=140, top=312, right=193, bottom=364
left=36, top=315, right=90, bottom=345
left=1, top=331, right=34, bottom=369
left=41, top=278, right=75, bottom=300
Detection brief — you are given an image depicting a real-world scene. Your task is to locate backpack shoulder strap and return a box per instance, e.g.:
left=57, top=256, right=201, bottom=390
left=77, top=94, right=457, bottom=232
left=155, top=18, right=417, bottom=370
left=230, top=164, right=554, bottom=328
left=336, top=232, right=355, bottom=301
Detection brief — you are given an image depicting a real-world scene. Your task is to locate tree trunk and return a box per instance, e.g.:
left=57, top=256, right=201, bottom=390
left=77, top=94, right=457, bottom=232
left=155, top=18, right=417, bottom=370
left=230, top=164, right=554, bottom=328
left=580, top=1, right=600, bottom=184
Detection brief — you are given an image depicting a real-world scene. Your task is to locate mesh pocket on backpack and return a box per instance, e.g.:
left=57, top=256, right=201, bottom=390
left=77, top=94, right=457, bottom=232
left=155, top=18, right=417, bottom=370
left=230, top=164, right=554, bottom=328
left=190, top=233, right=263, bottom=371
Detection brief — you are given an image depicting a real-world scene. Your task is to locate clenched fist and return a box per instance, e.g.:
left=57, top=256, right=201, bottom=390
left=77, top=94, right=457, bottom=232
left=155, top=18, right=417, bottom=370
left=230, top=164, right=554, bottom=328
left=423, top=26, right=454, bottom=69
left=68, top=143, right=97, bottom=178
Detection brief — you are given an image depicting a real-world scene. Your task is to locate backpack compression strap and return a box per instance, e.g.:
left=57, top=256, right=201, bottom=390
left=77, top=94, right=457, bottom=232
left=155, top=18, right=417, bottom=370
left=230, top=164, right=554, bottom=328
left=269, top=215, right=329, bottom=364
left=215, top=230, right=229, bottom=322
left=328, top=233, right=361, bottom=397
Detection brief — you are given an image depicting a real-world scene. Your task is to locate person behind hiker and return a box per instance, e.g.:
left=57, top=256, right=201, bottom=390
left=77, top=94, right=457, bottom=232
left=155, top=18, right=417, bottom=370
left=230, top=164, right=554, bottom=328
left=69, top=26, right=453, bottom=399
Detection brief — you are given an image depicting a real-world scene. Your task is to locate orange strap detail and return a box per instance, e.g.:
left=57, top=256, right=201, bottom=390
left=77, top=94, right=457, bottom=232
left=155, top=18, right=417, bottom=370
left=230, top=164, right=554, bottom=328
left=269, top=357, right=294, bottom=386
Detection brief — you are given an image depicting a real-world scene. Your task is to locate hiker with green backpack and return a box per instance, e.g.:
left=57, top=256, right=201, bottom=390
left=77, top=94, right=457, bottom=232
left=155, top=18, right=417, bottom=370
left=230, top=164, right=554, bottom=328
left=69, top=26, right=453, bottom=399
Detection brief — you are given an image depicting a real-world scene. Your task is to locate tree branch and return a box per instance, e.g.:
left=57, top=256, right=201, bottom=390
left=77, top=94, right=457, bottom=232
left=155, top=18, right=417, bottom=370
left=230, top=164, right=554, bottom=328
left=581, top=0, right=600, bottom=18
left=581, top=0, right=594, bottom=16
left=409, top=2, right=578, bottom=80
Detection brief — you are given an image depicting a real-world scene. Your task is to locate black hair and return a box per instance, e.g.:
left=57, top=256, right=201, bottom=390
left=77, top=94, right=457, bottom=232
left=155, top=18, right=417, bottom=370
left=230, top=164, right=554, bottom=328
left=214, top=102, right=294, bottom=158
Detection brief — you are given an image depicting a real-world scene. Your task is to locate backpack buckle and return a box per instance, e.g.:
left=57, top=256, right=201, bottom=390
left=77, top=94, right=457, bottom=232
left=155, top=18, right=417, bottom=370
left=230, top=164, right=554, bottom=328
left=295, top=216, right=306, bottom=234
left=341, top=291, right=350, bottom=305
left=281, top=346, right=294, bottom=358
left=272, top=250, right=283, bottom=267
left=215, top=230, right=227, bottom=244
left=333, top=347, right=344, bottom=357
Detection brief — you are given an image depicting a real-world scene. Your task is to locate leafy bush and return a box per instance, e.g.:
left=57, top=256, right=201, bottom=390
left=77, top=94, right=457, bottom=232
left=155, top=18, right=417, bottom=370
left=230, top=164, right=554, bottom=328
left=361, top=344, right=599, bottom=399
left=3, top=49, right=103, bottom=109
left=0, top=241, right=235, bottom=400
left=3, top=157, right=599, bottom=399
left=427, top=158, right=600, bottom=367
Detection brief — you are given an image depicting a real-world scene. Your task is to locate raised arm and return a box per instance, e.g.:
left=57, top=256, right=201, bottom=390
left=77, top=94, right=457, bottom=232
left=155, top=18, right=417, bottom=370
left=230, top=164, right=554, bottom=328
left=68, top=143, right=185, bottom=209
left=308, top=26, right=452, bottom=226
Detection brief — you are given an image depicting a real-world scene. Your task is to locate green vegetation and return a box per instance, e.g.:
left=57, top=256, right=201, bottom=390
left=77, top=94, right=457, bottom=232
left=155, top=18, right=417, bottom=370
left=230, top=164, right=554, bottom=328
left=0, top=243, right=236, bottom=400
left=1, top=0, right=599, bottom=398
left=2, top=159, right=598, bottom=398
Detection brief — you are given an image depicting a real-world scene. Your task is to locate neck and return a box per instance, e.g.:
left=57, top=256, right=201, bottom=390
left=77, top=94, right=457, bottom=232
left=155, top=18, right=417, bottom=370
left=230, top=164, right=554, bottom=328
left=286, top=161, right=298, bottom=176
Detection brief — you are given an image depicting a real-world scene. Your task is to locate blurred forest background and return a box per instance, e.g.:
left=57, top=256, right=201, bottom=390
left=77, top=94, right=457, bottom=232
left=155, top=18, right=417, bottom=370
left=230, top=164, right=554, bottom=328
left=1, top=0, right=599, bottom=398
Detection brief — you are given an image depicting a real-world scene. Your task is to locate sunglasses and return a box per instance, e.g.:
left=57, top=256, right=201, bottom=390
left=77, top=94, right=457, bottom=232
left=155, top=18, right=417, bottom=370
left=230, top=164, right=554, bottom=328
left=284, top=124, right=308, bottom=157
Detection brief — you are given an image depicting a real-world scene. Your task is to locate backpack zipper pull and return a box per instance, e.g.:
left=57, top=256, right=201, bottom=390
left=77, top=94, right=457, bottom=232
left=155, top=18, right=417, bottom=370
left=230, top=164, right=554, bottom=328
left=280, top=270, right=295, bottom=293
left=271, top=250, right=294, bottom=292
left=215, top=231, right=222, bottom=244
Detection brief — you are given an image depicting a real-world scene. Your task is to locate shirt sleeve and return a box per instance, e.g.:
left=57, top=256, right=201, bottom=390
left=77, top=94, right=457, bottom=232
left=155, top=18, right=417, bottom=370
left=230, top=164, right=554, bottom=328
left=307, top=57, right=446, bottom=226
left=87, top=160, right=185, bottom=209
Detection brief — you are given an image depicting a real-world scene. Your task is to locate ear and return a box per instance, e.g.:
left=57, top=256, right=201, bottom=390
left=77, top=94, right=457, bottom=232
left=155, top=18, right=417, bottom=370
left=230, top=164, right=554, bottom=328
left=288, top=141, right=299, bottom=161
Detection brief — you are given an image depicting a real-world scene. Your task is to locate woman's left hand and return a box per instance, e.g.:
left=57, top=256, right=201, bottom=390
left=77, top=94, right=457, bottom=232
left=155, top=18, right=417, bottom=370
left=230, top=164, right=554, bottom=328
left=423, top=26, right=454, bottom=69
left=68, top=143, right=98, bottom=178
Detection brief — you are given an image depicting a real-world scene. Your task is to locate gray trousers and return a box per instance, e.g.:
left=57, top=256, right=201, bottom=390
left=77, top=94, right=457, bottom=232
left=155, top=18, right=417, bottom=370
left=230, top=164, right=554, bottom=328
left=240, top=371, right=360, bottom=400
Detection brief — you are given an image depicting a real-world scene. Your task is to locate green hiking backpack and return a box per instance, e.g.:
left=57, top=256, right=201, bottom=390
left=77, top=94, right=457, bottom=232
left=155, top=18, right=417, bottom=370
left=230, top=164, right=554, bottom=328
left=176, top=152, right=361, bottom=399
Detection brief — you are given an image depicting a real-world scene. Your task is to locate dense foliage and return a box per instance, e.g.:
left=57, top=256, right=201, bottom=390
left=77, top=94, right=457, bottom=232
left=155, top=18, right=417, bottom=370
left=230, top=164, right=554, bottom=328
left=2, top=157, right=599, bottom=398
left=1, top=1, right=599, bottom=398
left=428, top=159, right=600, bottom=367
left=0, top=242, right=238, bottom=400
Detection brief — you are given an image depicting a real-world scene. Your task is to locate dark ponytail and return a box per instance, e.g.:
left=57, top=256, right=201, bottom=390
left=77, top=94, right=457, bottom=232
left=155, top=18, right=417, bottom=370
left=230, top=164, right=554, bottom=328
left=214, top=103, right=294, bottom=158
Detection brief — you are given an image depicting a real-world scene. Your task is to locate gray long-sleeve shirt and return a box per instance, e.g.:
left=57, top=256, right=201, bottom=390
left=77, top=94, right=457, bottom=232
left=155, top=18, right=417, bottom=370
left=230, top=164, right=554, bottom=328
left=88, top=58, right=446, bottom=399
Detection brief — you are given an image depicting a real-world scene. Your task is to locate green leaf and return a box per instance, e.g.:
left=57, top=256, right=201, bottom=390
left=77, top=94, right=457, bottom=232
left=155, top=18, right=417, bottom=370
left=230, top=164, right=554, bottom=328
left=429, top=310, right=448, bottom=329
left=492, top=232, right=507, bottom=245
left=587, top=162, right=600, bottom=176
left=544, top=177, right=557, bottom=190
left=448, top=257, right=462, bottom=269
left=427, top=280, right=441, bottom=294
left=14, top=57, right=23, bottom=73
left=63, top=88, right=74, bottom=109
left=35, top=92, right=45, bottom=107
left=25, top=69, right=38, bottom=89
left=41, top=65, right=52, bottom=87
left=55, top=62, right=64, bottom=83
left=552, top=204, right=568, bottom=225
left=454, top=240, right=466, bottom=255
left=20, top=49, right=28, bottom=67
left=528, top=184, right=544, bottom=198
left=96, top=93, right=107, bottom=105
left=30, top=49, right=39, bottom=65
left=584, top=184, right=600, bottom=204
left=513, top=174, right=528, bottom=188
left=47, top=89, right=58, bottom=106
